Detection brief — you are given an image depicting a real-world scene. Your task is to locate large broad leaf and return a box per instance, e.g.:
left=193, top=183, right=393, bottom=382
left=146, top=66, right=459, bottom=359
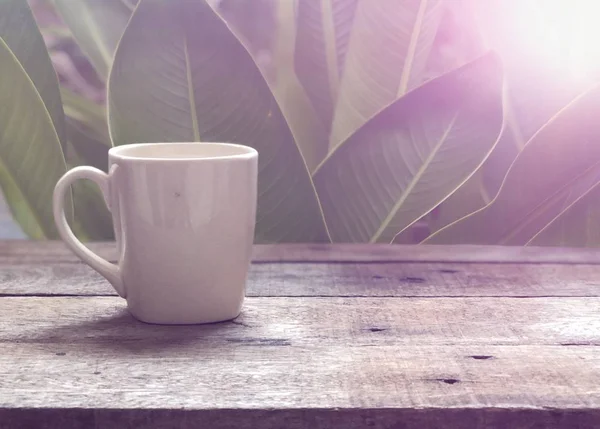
left=312, top=52, right=504, bottom=243
left=217, top=0, right=328, bottom=171
left=420, top=0, right=584, bottom=238
left=272, top=78, right=328, bottom=172
left=61, top=88, right=111, bottom=171
left=481, top=64, right=585, bottom=198
left=58, top=87, right=113, bottom=240
left=259, top=0, right=329, bottom=171
left=0, top=38, right=70, bottom=239
left=430, top=169, right=490, bottom=236
left=52, top=0, right=135, bottom=81
left=66, top=117, right=110, bottom=173
left=108, top=0, right=330, bottom=243
left=328, top=0, right=444, bottom=149
left=527, top=182, right=600, bottom=248
left=68, top=162, right=114, bottom=241
left=0, top=0, right=66, bottom=148
left=394, top=169, right=490, bottom=244
left=213, top=0, right=329, bottom=171
left=396, top=0, right=492, bottom=242
left=470, top=0, right=588, bottom=197
left=422, top=0, right=484, bottom=80
left=294, top=0, right=359, bottom=130
left=67, top=141, right=114, bottom=241
left=424, top=85, right=600, bottom=245
left=60, top=89, right=113, bottom=240
left=61, top=88, right=110, bottom=142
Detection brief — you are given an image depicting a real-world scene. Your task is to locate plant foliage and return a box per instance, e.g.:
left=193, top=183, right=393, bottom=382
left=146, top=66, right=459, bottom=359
left=1, top=0, right=598, bottom=246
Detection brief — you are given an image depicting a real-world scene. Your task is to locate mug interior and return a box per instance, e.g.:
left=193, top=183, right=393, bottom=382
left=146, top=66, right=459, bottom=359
left=109, top=142, right=256, bottom=160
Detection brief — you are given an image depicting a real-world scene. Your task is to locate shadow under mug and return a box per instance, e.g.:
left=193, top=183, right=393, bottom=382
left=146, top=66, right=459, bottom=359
left=53, top=142, right=258, bottom=325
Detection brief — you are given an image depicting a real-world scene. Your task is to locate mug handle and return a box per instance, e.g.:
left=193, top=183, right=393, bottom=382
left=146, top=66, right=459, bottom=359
left=53, top=166, right=126, bottom=298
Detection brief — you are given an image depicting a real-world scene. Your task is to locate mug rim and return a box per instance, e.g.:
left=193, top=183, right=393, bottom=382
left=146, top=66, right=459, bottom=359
left=108, top=142, right=258, bottom=162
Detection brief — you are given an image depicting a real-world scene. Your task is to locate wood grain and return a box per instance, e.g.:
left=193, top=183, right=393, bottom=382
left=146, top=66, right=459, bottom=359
left=4, top=240, right=600, bottom=264
left=4, top=240, right=600, bottom=428
left=3, top=296, right=600, bottom=347
left=3, top=261, right=600, bottom=297
left=1, top=297, right=600, bottom=429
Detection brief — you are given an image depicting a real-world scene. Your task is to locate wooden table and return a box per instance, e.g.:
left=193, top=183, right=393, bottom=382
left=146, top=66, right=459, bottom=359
left=2, top=241, right=600, bottom=428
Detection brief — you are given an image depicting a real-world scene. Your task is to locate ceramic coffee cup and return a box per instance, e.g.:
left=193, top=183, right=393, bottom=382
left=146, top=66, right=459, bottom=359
left=53, top=142, right=258, bottom=325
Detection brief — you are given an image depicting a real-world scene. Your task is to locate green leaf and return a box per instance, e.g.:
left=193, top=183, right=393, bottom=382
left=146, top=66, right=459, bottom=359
left=52, top=0, right=135, bottom=81
left=61, top=91, right=113, bottom=241
left=108, top=0, right=330, bottom=243
left=66, top=118, right=110, bottom=172
left=61, top=88, right=110, bottom=171
left=222, top=0, right=329, bottom=170
left=0, top=0, right=66, bottom=148
left=119, top=0, right=137, bottom=11
left=329, top=0, right=444, bottom=149
left=294, top=0, right=359, bottom=129
left=421, top=0, right=485, bottom=80
left=66, top=138, right=114, bottom=242
left=424, top=85, right=600, bottom=245
left=0, top=38, right=70, bottom=239
left=481, top=66, right=585, bottom=198
left=70, top=171, right=115, bottom=241
left=417, top=168, right=490, bottom=243
left=313, top=52, right=504, bottom=243
left=527, top=181, right=600, bottom=248
left=267, top=0, right=328, bottom=171
left=61, top=88, right=110, bottom=142
left=393, top=0, right=492, bottom=241
left=273, top=79, right=329, bottom=172
left=469, top=0, right=587, bottom=197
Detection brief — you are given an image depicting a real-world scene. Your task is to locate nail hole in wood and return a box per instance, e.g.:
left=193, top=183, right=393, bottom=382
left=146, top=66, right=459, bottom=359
left=470, top=355, right=494, bottom=360
left=438, top=378, right=460, bottom=385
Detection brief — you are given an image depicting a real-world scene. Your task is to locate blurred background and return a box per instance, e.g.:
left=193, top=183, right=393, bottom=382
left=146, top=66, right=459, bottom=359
left=3, top=0, right=600, bottom=245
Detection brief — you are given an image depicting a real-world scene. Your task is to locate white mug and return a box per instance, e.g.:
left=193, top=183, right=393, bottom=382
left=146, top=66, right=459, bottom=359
left=53, top=142, right=258, bottom=325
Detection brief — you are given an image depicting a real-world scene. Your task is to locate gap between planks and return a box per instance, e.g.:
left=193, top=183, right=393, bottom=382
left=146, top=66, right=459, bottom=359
left=3, top=241, right=600, bottom=264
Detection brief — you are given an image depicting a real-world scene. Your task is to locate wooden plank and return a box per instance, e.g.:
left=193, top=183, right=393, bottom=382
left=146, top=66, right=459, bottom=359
left=1, top=297, right=600, bottom=429
left=3, top=240, right=600, bottom=264
left=1, top=408, right=599, bottom=429
left=3, top=297, right=600, bottom=347
left=0, top=240, right=117, bottom=264
left=3, top=261, right=600, bottom=297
